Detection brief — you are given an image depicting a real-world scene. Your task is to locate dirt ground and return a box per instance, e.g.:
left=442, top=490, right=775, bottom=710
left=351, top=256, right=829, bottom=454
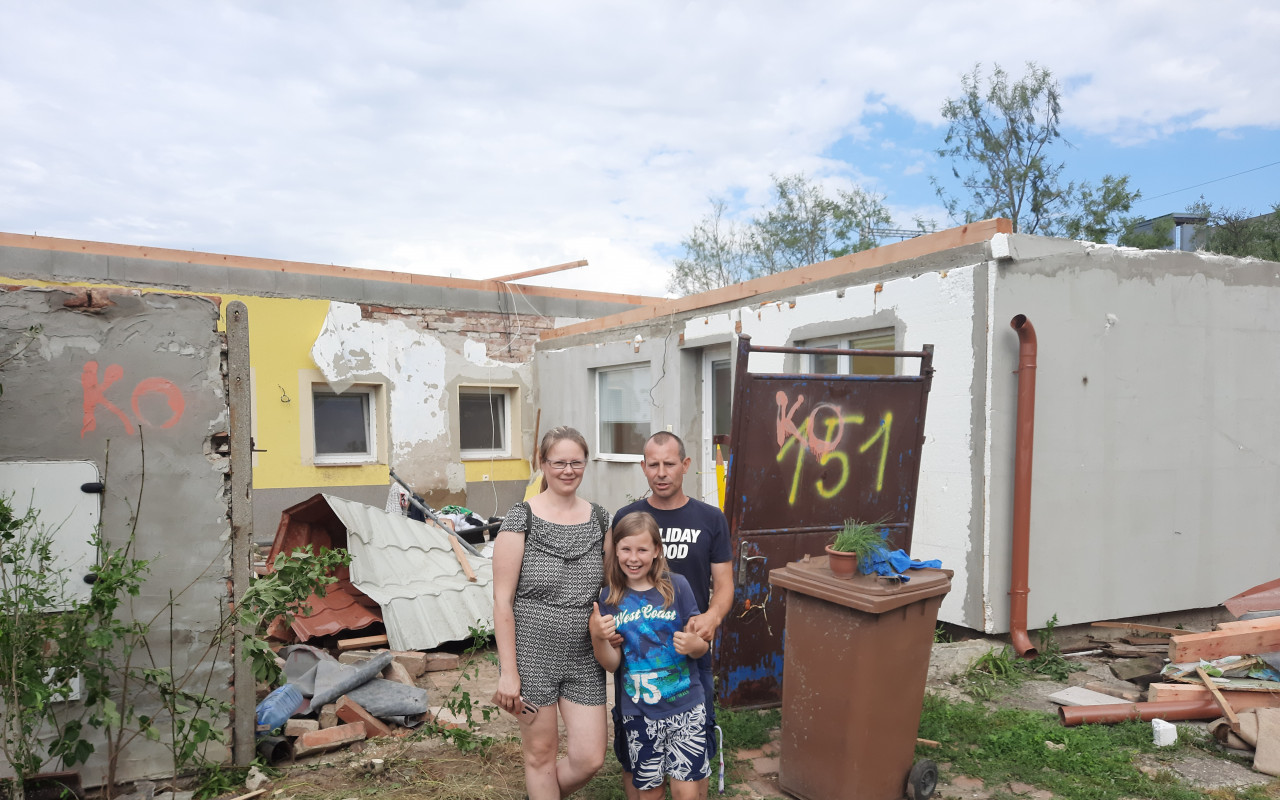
left=236, top=640, right=1279, bottom=800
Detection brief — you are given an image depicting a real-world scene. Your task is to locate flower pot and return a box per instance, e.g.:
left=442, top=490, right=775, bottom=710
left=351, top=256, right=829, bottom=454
left=825, top=546, right=858, bottom=579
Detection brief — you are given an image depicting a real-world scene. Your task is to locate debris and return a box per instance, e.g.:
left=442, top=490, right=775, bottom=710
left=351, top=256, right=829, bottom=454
left=1083, top=681, right=1144, bottom=703
left=1092, top=621, right=1197, bottom=636
left=1198, top=665, right=1242, bottom=735
left=1109, top=656, right=1166, bottom=684
left=294, top=721, right=367, bottom=757
left=335, top=695, right=396, bottom=739
left=1148, top=682, right=1280, bottom=710
left=338, top=634, right=390, bottom=652
left=1208, top=708, right=1280, bottom=777
left=1152, top=719, right=1178, bottom=747
left=424, top=652, right=460, bottom=672
left=1169, top=617, right=1280, bottom=662
left=449, top=533, right=477, bottom=582
left=382, top=659, right=416, bottom=687
left=284, top=718, right=319, bottom=737
left=318, top=703, right=339, bottom=729
left=1044, top=741, right=1066, bottom=751
left=392, top=650, right=429, bottom=676
left=1047, top=686, right=1122, bottom=707
left=244, top=767, right=270, bottom=792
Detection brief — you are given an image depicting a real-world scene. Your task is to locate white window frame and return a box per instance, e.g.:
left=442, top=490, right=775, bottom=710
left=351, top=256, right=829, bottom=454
left=595, top=363, right=650, bottom=461
left=458, top=386, right=513, bottom=459
left=803, top=329, right=898, bottom=376
left=298, top=370, right=388, bottom=467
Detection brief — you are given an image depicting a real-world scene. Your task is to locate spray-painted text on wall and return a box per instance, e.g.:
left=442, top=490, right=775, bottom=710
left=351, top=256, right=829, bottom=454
left=81, top=361, right=185, bottom=437
left=774, top=390, right=891, bottom=506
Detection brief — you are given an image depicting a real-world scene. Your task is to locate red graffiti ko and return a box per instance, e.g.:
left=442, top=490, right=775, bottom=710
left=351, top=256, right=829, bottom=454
left=81, top=362, right=185, bottom=437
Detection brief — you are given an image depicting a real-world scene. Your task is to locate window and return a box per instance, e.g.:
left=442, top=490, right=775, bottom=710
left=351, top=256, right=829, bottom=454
left=597, top=365, right=651, bottom=457
left=805, top=330, right=897, bottom=376
left=459, top=388, right=510, bottom=457
left=312, top=385, right=378, bottom=464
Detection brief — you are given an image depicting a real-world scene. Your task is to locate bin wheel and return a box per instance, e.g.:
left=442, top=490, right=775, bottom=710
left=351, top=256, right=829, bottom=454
left=907, top=759, right=938, bottom=800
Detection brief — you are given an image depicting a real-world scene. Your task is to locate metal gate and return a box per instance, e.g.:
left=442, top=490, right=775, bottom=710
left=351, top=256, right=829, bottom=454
left=715, top=334, right=935, bottom=708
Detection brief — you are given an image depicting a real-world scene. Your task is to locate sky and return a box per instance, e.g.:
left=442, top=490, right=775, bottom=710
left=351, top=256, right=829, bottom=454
left=3, top=1, right=1279, bottom=298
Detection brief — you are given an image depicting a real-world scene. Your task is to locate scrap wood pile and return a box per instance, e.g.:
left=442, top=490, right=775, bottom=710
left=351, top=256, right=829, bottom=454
left=1053, top=578, right=1280, bottom=777
left=254, top=635, right=462, bottom=761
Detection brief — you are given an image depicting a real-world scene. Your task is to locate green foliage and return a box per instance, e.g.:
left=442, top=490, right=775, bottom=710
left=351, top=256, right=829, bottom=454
left=1190, top=198, right=1280, bottom=261
left=954, top=616, right=1079, bottom=698
left=715, top=704, right=780, bottom=751
left=192, top=763, right=252, bottom=800
left=933, top=62, right=1139, bottom=241
left=918, top=694, right=1206, bottom=800
left=237, top=545, right=351, bottom=685
left=0, top=495, right=97, bottom=786
left=668, top=173, right=891, bottom=295
left=1118, top=215, right=1178, bottom=250
left=829, top=519, right=888, bottom=566
left=420, top=624, right=499, bottom=754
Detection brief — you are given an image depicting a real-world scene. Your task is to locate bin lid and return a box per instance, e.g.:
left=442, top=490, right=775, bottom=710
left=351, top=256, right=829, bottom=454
left=769, top=557, right=952, bottom=614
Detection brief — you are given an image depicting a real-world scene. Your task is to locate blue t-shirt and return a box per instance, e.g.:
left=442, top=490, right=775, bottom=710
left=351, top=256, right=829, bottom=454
left=599, top=573, right=705, bottom=719
left=612, top=498, right=731, bottom=614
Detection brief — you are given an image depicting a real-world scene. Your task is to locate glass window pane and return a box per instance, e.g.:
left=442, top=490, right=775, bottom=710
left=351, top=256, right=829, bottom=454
left=460, top=392, right=506, bottom=452
left=811, top=352, right=841, bottom=374
left=314, top=393, right=369, bottom=454
left=599, top=367, right=650, bottom=455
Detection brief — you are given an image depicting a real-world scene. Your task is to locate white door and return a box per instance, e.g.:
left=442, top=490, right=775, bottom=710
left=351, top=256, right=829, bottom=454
left=0, top=461, right=101, bottom=607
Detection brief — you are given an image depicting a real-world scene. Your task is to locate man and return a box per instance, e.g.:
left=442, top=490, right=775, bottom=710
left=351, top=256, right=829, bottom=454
left=610, top=431, right=734, bottom=800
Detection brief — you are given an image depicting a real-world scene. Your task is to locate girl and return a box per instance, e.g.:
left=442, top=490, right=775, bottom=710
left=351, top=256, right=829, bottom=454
left=493, top=426, right=609, bottom=799
left=590, top=511, right=710, bottom=800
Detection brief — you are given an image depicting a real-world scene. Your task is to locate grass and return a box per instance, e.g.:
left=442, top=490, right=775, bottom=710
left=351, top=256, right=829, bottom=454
left=919, top=694, right=1208, bottom=800
left=952, top=616, right=1080, bottom=699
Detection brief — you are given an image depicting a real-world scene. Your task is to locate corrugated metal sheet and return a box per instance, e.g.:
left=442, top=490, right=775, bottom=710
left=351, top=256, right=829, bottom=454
left=324, top=495, right=495, bottom=651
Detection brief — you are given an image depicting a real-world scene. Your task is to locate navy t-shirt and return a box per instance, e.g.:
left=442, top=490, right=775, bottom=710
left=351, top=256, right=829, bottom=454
left=599, top=573, right=705, bottom=718
left=612, top=497, right=732, bottom=614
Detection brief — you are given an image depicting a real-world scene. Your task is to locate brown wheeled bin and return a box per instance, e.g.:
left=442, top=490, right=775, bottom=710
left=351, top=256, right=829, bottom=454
left=769, top=559, right=952, bottom=800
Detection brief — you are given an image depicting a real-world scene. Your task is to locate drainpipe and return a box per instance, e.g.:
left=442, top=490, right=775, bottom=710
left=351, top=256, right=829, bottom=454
left=1009, top=314, right=1038, bottom=658
left=1059, top=699, right=1220, bottom=727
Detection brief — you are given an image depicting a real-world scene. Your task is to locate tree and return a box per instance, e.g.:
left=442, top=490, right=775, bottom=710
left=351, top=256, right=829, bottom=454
left=667, top=199, right=752, bottom=296
left=933, top=62, right=1139, bottom=241
left=1191, top=199, right=1280, bottom=261
left=667, top=173, right=891, bottom=295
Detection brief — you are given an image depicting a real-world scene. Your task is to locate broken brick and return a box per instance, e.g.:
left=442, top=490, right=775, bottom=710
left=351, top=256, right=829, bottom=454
left=335, top=695, right=395, bottom=738
left=382, top=659, right=416, bottom=687
left=318, top=703, right=338, bottom=729
left=294, top=721, right=366, bottom=756
left=391, top=650, right=428, bottom=676
left=423, top=652, right=460, bottom=672
left=284, top=718, right=319, bottom=738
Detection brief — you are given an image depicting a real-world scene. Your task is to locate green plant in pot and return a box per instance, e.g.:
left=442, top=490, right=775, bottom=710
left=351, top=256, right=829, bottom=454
left=826, top=519, right=888, bottom=578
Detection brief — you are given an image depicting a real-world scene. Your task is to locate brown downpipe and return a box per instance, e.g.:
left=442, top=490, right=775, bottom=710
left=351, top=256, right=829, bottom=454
left=1009, top=315, right=1037, bottom=658
left=1059, top=699, right=1220, bottom=727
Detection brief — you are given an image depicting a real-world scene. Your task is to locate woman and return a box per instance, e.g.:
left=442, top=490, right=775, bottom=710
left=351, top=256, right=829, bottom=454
left=492, top=426, right=608, bottom=798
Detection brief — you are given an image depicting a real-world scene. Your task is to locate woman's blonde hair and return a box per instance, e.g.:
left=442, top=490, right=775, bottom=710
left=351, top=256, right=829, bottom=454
left=605, top=511, right=674, bottom=608
left=538, top=426, right=589, bottom=492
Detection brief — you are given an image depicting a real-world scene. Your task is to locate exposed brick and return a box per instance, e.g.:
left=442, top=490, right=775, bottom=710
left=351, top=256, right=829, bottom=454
left=294, top=721, right=366, bottom=756
left=382, top=659, right=417, bottom=687
left=391, top=650, right=428, bottom=676
left=423, top=652, right=460, bottom=672
left=284, top=718, right=319, bottom=738
left=318, top=703, right=339, bottom=729
left=335, top=695, right=395, bottom=738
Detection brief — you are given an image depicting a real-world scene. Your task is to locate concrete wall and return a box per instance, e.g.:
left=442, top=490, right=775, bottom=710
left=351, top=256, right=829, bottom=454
left=536, top=233, right=1280, bottom=634
left=0, top=287, right=230, bottom=785
left=982, top=234, right=1280, bottom=632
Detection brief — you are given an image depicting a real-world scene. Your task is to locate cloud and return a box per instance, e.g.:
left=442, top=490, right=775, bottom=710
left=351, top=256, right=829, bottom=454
left=1, top=1, right=1277, bottom=294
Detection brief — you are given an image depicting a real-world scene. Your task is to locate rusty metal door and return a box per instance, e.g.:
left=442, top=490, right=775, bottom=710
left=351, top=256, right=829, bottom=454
left=714, top=334, right=935, bottom=708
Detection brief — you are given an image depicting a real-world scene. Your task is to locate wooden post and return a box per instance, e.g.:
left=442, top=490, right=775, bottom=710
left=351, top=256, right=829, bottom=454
left=227, top=301, right=257, bottom=765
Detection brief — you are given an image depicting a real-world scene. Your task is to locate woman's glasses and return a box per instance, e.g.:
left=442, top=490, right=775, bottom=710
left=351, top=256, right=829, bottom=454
left=547, top=460, right=586, bottom=472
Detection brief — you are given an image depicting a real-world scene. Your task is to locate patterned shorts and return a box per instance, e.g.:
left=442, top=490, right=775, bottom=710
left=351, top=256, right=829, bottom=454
left=621, top=703, right=711, bottom=790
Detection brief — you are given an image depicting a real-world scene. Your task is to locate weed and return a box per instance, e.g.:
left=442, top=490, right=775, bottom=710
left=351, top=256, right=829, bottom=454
left=716, top=704, right=780, bottom=751
left=917, top=693, right=1207, bottom=800
left=952, top=616, right=1081, bottom=699
left=933, top=624, right=953, bottom=644
left=418, top=624, right=499, bottom=754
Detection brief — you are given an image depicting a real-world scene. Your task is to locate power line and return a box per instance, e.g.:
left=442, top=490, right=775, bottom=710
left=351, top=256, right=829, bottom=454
left=1135, top=159, right=1280, bottom=205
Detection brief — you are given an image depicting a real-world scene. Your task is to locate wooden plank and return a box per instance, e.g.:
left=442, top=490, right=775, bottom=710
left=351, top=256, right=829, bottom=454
left=1197, top=667, right=1241, bottom=734
left=1092, top=621, right=1196, bottom=636
left=0, top=233, right=657, bottom=307
left=1216, top=617, right=1280, bottom=632
left=1147, top=683, right=1280, bottom=710
left=449, top=534, right=477, bottom=582
left=1121, top=636, right=1171, bottom=645
left=540, top=219, right=1013, bottom=342
left=1168, top=626, right=1280, bottom=661
left=337, top=634, right=389, bottom=651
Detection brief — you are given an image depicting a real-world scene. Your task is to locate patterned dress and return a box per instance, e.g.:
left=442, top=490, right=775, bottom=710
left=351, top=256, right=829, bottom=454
left=499, top=500, right=608, bottom=707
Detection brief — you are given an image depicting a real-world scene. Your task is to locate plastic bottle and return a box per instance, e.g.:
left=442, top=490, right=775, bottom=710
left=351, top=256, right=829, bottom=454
left=256, top=683, right=303, bottom=734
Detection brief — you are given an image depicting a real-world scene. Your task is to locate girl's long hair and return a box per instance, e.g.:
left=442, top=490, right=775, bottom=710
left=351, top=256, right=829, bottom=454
left=538, top=425, right=589, bottom=492
left=605, top=511, right=674, bottom=608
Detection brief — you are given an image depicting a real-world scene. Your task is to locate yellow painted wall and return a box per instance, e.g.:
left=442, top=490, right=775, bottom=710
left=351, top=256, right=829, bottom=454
left=2, top=277, right=389, bottom=491
left=463, top=458, right=530, bottom=483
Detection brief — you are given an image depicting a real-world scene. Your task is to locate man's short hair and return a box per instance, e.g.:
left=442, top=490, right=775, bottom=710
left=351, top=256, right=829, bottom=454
left=645, top=430, right=687, bottom=460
